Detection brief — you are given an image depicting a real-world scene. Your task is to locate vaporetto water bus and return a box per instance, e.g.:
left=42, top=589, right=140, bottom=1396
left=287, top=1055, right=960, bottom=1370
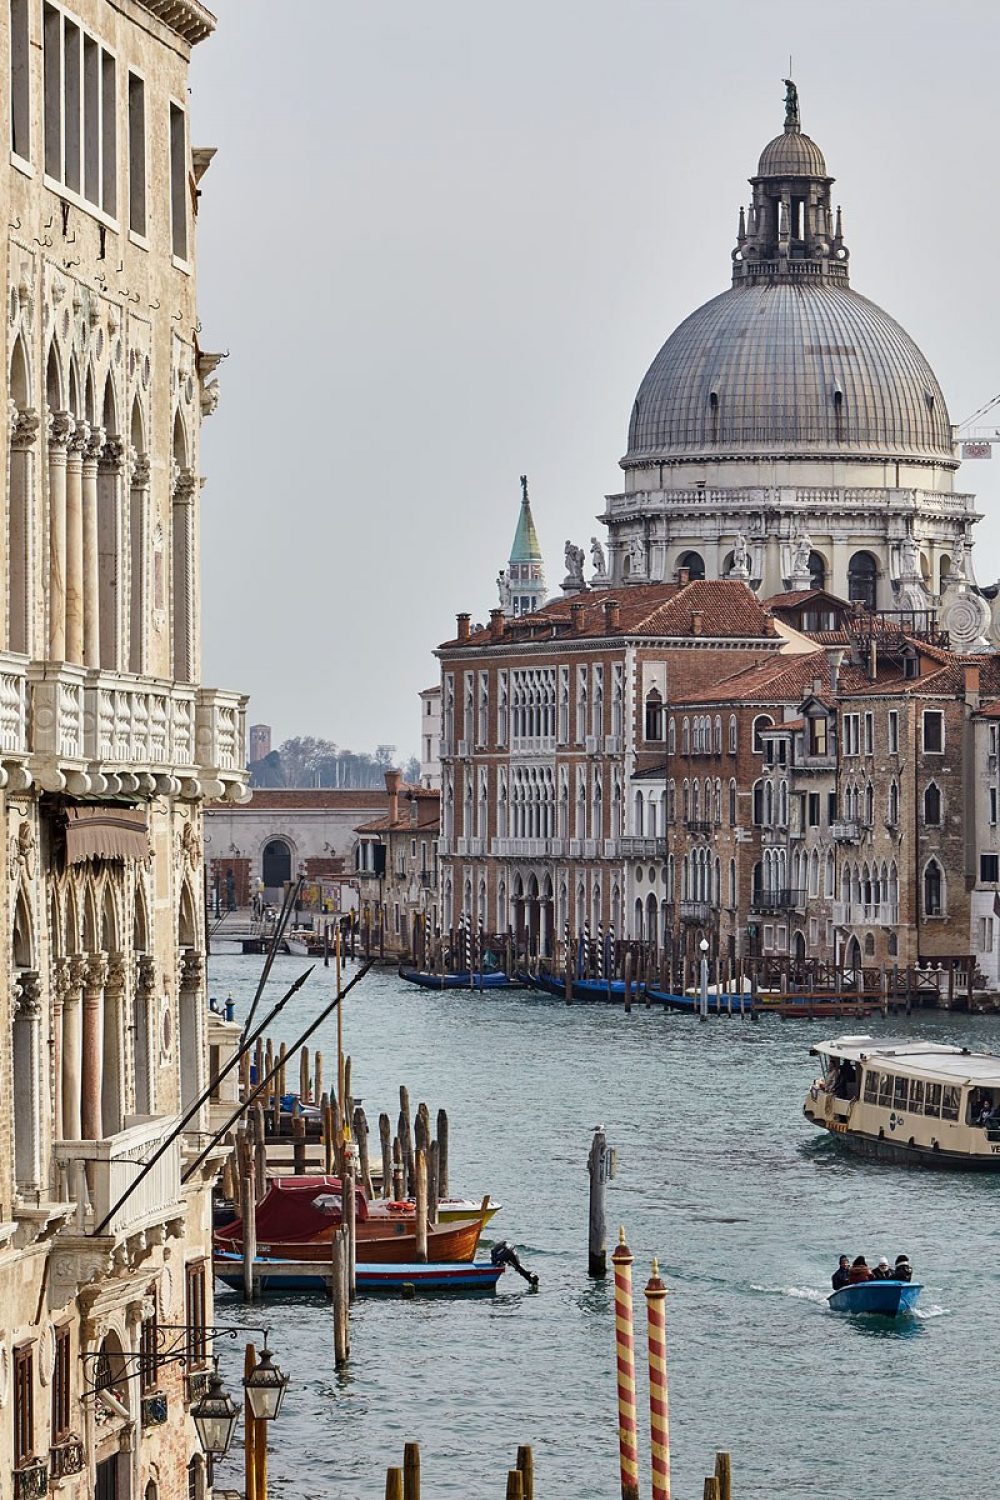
left=804, top=1036, right=1000, bottom=1169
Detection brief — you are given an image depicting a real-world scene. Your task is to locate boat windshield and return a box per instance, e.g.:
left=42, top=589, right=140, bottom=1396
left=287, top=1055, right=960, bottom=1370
left=817, top=1053, right=860, bottom=1101
left=967, top=1088, right=1000, bottom=1128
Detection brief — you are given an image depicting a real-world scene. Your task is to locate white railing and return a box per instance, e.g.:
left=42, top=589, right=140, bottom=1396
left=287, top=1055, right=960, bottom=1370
left=0, top=655, right=29, bottom=755
left=830, top=820, right=862, bottom=842
left=617, top=836, right=667, bottom=858
left=53, top=1114, right=183, bottom=1240
left=492, top=838, right=564, bottom=858
left=834, top=902, right=900, bottom=927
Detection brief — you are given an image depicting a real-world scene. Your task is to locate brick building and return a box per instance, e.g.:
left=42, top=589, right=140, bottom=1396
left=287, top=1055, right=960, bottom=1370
left=355, top=770, right=440, bottom=958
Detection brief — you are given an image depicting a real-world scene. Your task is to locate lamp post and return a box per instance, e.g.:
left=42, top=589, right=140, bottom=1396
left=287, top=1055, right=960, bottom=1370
left=699, top=937, right=709, bottom=1022
left=191, top=1362, right=240, bottom=1485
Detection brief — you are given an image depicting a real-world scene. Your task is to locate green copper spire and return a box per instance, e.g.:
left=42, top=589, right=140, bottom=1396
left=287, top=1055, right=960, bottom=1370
left=498, top=475, right=547, bottom=617
left=510, top=474, right=543, bottom=564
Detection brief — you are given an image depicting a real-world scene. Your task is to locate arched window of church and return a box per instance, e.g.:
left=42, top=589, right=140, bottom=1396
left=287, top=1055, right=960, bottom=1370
left=677, top=550, right=705, bottom=581
left=848, top=551, right=878, bottom=610
left=808, top=551, right=826, bottom=591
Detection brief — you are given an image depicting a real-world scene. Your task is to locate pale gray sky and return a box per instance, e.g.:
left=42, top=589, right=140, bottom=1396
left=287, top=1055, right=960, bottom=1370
left=191, top=0, right=1000, bottom=756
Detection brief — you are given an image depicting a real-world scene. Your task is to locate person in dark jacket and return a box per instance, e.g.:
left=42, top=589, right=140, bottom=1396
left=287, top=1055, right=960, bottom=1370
left=894, top=1254, right=913, bottom=1282
left=848, top=1255, right=873, bottom=1283
left=831, top=1255, right=851, bottom=1290
left=871, top=1256, right=892, bottom=1280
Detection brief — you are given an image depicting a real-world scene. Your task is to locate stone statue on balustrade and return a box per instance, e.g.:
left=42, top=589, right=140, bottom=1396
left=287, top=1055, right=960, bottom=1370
left=562, top=540, right=587, bottom=594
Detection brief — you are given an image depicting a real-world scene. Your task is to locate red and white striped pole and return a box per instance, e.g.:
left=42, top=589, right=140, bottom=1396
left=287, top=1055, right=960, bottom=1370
left=644, top=1258, right=671, bottom=1500
left=611, top=1228, right=640, bottom=1500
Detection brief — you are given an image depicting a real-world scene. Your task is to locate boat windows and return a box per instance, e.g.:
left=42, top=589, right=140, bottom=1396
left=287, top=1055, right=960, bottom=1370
left=893, top=1076, right=909, bottom=1110
left=877, top=1073, right=892, bottom=1108
left=863, top=1070, right=879, bottom=1104
left=941, top=1086, right=960, bottom=1122
left=924, top=1082, right=942, bottom=1117
left=909, top=1078, right=924, bottom=1113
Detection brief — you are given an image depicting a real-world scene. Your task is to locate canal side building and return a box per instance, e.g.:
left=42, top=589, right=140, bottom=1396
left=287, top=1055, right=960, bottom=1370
left=2, top=2, right=247, bottom=1497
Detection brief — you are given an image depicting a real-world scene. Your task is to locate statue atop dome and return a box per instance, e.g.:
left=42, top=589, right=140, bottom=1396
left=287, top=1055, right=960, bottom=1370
left=783, top=78, right=799, bottom=132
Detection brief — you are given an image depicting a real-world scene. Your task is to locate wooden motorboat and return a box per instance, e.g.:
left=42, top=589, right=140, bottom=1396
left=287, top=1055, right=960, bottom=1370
left=828, top=1280, right=922, bottom=1317
left=214, top=1177, right=486, bottom=1263
left=213, top=1249, right=505, bottom=1295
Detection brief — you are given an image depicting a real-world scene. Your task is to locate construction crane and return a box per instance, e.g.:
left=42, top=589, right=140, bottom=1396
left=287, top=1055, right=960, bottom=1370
left=957, top=392, right=1000, bottom=457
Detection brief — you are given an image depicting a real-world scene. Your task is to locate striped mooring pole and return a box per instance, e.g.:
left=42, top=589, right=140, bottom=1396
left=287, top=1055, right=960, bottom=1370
left=611, top=1228, right=640, bottom=1500
left=645, top=1258, right=671, bottom=1500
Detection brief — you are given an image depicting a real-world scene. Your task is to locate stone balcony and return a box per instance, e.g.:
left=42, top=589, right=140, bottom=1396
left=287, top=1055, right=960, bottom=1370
left=0, top=653, right=248, bottom=801
left=52, top=1114, right=185, bottom=1244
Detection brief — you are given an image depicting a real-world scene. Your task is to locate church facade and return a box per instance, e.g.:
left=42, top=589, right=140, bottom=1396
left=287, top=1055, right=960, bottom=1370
left=1, top=3, right=247, bottom=1497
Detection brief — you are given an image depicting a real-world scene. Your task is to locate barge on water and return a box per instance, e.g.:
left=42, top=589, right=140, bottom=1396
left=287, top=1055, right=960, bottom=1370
left=804, top=1035, right=1000, bottom=1169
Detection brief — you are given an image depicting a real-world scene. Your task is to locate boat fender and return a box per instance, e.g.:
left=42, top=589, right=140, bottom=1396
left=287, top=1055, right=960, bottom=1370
left=387, top=1200, right=413, bottom=1214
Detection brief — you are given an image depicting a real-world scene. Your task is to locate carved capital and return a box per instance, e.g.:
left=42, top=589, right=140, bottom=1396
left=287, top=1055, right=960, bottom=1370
left=11, top=406, right=40, bottom=451
left=172, top=466, right=197, bottom=505
left=179, top=949, right=204, bottom=992
left=84, top=425, right=105, bottom=464
left=83, top=954, right=108, bottom=996
left=47, top=408, right=73, bottom=450
left=14, top=971, right=43, bottom=1018
left=105, top=951, right=128, bottom=995
left=131, top=454, right=151, bottom=489
left=99, top=438, right=125, bottom=474
left=68, top=420, right=90, bottom=458
left=136, top=954, right=157, bottom=998
left=67, top=955, right=88, bottom=992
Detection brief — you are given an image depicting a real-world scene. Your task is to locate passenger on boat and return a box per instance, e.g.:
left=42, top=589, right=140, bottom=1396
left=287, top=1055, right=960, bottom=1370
left=894, top=1255, right=913, bottom=1283
left=831, top=1255, right=851, bottom=1290
left=848, top=1256, right=873, bottom=1283
left=871, top=1257, right=893, bottom=1281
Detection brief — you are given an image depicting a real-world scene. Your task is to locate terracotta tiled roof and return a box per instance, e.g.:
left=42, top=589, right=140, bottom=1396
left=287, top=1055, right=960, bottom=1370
left=765, top=588, right=850, bottom=610
left=977, top=700, right=1000, bottom=719
left=673, top=650, right=875, bottom=706
left=440, top=579, right=777, bottom=649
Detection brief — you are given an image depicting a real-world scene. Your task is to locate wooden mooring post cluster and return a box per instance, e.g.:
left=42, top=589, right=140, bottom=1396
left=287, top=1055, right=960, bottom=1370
left=381, top=1442, right=535, bottom=1499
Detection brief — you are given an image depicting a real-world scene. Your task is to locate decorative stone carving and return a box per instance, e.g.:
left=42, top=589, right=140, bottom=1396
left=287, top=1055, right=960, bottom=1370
left=83, top=955, right=109, bottom=996
left=137, top=954, right=157, bottom=998
left=105, top=952, right=128, bottom=996
left=11, top=407, right=40, bottom=450
left=179, top=820, right=201, bottom=868
left=14, top=971, right=42, bottom=1018
left=10, top=819, right=36, bottom=878
left=589, top=536, right=607, bottom=580
left=562, top=540, right=585, bottom=588
left=939, top=588, right=990, bottom=651
left=179, top=949, right=205, bottom=992
left=47, top=409, right=73, bottom=448
left=729, top=532, right=751, bottom=578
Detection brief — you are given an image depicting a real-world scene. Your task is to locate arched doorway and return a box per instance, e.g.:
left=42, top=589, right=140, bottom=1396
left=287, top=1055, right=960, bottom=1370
left=262, top=839, right=292, bottom=891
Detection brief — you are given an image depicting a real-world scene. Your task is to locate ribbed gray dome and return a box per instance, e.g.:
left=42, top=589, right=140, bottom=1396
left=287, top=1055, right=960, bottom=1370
left=757, top=130, right=826, bottom=178
left=625, top=282, right=955, bottom=466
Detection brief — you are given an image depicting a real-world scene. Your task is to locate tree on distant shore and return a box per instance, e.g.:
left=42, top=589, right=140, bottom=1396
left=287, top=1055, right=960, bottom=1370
left=248, top=737, right=421, bottom=789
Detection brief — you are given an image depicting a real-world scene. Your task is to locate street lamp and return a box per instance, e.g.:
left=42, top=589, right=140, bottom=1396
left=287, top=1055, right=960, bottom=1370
left=699, top=936, right=709, bottom=1023
left=244, top=1344, right=289, bottom=1422
left=191, top=1363, right=240, bottom=1463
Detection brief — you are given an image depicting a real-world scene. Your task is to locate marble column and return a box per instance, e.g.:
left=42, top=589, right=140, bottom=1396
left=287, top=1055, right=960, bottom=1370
left=171, top=467, right=197, bottom=682
left=82, top=425, right=104, bottom=669
left=51, top=960, right=67, bottom=1143
left=178, top=949, right=205, bottom=1122
left=8, top=405, right=39, bottom=654
left=128, top=454, right=150, bottom=674
left=98, top=440, right=125, bottom=670
left=81, top=953, right=107, bottom=1141
left=12, top=972, right=43, bottom=1191
left=47, top=410, right=72, bottom=660
left=134, top=954, right=157, bottom=1116
left=65, top=421, right=88, bottom=664
left=61, top=956, right=85, bottom=1140
left=102, top=951, right=127, bottom=1136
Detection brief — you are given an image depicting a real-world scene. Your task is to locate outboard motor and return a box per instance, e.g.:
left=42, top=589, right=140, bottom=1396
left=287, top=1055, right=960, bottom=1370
left=490, top=1239, right=538, bottom=1287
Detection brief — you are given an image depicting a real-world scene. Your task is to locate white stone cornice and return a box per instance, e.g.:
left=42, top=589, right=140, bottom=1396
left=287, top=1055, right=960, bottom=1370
left=133, top=0, right=216, bottom=46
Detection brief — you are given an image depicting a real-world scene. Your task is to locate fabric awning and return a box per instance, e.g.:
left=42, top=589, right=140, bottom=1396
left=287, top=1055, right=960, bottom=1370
left=65, top=806, right=150, bottom=864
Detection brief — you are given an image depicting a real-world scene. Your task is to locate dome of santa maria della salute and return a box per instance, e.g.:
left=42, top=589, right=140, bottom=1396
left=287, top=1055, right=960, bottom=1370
left=603, top=82, right=973, bottom=611
left=625, top=280, right=954, bottom=466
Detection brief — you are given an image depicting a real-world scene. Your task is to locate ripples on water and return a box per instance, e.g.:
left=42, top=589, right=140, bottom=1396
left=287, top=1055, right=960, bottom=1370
left=208, top=957, right=1000, bottom=1498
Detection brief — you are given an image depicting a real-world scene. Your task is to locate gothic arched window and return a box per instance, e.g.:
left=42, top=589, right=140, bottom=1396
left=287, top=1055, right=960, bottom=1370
left=848, top=551, right=878, bottom=610
left=924, top=859, right=944, bottom=917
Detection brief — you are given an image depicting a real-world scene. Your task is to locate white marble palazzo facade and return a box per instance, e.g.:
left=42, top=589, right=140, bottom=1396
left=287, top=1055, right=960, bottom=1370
left=0, top=4, right=247, bottom=1499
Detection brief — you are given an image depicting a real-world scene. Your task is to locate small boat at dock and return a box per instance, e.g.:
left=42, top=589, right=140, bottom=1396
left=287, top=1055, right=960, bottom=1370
left=828, top=1280, right=922, bottom=1317
left=214, top=1177, right=488, bottom=1262
left=213, top=1249, right=506, bottom=1296
left=527, top=970, right=645, bottom=1003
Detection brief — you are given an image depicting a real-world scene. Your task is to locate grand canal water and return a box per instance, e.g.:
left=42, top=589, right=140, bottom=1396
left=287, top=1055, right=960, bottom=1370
left=207, top=955, right=999, bottom=1499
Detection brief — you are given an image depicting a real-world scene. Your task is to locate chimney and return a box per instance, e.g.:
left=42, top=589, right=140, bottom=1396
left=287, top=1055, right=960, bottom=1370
left=827, top=647, right=846, bottom=696
left=456, top=612, right=471, bottom=642
left=570, top=601, right=586, bottom=635
left=604, top=599, right=621, bottom=634
left=965, top=663, right=981, bottom=705
left=691, top=610, right=703, bottom=636
left=676, top=566, right=690, bottom=586
left=489, top=608, right=505, bottom=642
left=385, top=766, right=402, bottom=824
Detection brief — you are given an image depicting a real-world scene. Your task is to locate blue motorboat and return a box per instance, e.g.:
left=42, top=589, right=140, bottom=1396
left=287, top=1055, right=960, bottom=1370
left=828, top=1280, right=922, bottom=1317
left=645, top=987, right=754, bottom=1015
